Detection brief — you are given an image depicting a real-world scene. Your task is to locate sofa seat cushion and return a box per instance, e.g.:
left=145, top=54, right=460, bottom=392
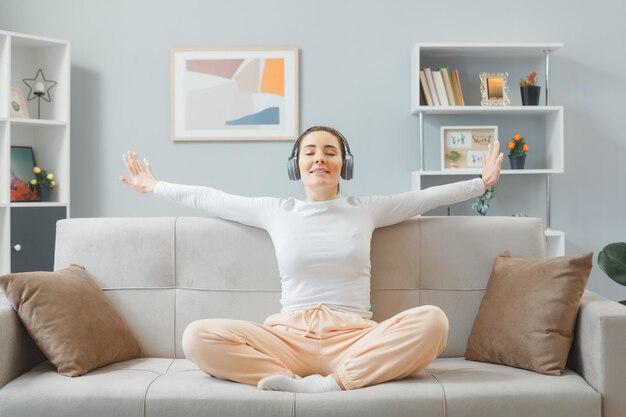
left=426, top=358, right=601, bottom=417
left=0, top=358, right=296, bottom=417
left=0, top=358, right=600, bottom=417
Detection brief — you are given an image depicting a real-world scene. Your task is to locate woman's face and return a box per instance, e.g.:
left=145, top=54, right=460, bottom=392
left=298, top=130, right=343, bottom=195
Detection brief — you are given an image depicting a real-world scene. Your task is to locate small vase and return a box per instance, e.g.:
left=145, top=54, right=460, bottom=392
left=509, top=155, right=526, bottom=170
left=38, top=188, right=52, bottom=202
left=520, top=86, right=540, bottom=106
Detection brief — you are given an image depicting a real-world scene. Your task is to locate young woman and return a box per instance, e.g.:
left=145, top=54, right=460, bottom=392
left=120, top=125, right=504, bottom=393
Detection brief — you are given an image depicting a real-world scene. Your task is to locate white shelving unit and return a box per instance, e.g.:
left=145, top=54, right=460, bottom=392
left=0, top=30, right=70, bottom=274
left=411, top=43, right=565, bottom=258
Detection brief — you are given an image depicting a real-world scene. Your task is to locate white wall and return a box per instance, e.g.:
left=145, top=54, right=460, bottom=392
left=2, top=0, right=625, bottom=302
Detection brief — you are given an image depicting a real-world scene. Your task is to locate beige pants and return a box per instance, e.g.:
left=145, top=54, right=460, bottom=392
left=182, top=304, right=448, bottom=390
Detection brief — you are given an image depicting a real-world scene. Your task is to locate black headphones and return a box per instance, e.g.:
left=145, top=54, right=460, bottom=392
left=287, top=126, right=354, bottom=181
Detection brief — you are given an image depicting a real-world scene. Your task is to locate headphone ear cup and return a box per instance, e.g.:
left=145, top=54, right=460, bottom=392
left=342, top=155, right=354, bottom=180
left=287, top=156, right=300, bottom=181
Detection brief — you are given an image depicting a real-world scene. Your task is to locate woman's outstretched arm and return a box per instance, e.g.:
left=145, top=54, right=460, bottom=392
left=118, top=150, right=282, bottom=229
left=119, top=151, right=158, bottom=193
left=363, top=141, right=504, bottom=228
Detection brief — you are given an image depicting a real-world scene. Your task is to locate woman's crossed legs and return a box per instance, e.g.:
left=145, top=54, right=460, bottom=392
left=181, top=304, right=448, bottom=392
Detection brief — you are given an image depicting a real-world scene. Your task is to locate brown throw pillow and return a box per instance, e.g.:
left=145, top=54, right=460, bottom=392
left=0, top=264, right=142, bottom=377
left=465, top=250, right=592, bottom=376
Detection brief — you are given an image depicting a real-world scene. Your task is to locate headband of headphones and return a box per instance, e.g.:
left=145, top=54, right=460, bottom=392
left=287, top=126, right=354, bottom=181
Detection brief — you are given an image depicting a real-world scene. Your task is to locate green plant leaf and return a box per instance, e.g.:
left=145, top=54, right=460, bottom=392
left=598, top=242, right=626, bottom=286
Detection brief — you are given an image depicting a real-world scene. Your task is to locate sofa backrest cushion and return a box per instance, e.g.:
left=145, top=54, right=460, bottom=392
left=54, top=216, right=545, bottom=358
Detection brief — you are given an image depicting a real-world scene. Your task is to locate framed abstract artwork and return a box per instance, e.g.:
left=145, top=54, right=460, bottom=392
left=171, top=47, right=299, bottom=141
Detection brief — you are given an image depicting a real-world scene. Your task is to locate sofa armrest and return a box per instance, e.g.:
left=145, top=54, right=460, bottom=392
left=0, top=292, right=45, bottom=389
left=569, top=290, right=626, bottom=417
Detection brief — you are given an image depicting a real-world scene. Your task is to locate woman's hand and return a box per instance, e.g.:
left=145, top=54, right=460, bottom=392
left=119, top=151, right=158, bottom=193
left=481, top=141, right=504, bottom=189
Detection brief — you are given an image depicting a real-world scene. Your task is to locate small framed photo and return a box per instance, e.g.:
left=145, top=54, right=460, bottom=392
left=10, top=87, right=29, bottom=118
left=441, top=126, right=498, bottom=170
left=10, top=146, right=39, bottom=202
left=171, top=47, right=299, bottom=141
left=480, top=72, right=510, bottom=106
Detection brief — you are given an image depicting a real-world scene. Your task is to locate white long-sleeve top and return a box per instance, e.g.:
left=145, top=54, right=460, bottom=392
left=154, top=178, right=485, bottom=319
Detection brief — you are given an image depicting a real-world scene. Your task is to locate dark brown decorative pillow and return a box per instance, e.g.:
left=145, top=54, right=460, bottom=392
left=465, top=250, right=592, bottom=376
left=0, top=264, right=142, bottom=377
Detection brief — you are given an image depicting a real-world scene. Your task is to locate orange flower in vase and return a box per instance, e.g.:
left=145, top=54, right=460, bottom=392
left=508, top=134, right=528, bottom=169
left=519, top=72, right=540, bottom=105
left=519, top=72, right=537, bottom=87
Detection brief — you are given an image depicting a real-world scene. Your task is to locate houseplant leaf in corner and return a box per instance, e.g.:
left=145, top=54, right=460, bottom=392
left=598, top=242, right=626, bottom=305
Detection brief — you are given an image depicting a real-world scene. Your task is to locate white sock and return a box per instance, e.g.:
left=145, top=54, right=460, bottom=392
left=257, top=374, right=341, bottom=393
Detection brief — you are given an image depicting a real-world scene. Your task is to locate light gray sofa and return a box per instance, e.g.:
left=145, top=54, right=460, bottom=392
left=1, top=216, right=625, bottom=417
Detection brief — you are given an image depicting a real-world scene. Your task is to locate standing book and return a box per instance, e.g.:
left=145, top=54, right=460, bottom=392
left=423, top=68, right=441, bottom=106
left=451, top=70, right=465, bottom=106
left=419, top=70, right=434, bottom=106
left=440, top=68, right=457, bottom=106
left=432, top=70, right=449, bottom=106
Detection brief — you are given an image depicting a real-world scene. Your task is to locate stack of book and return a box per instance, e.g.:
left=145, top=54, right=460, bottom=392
left=420, top=68, right=465, bottom=106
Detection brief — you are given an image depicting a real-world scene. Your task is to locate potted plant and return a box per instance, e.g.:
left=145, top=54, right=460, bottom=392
left=446, top=150, right=462, bottom=168
left=472, top=176, right=496, bottom=216
left=507, top=134, right=529, bottom=169
left=28, top=166, right=57, bottom=202
left=598, top=242, right=626, bottom=305
left=519, top=71, right=540, bottom=105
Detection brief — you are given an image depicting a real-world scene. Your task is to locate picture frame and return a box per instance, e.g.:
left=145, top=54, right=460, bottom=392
left=171, top=47, right=299, bottom=141
left=441, top=126, right=498, bottom=170
left=10, top=87, right=29, bottom=118
left=10, top=146, right=39, bottom=202
left=479, top=72, right=510, bottom=106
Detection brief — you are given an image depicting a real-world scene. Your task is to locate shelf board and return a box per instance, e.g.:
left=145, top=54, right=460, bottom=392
left=544, top=228, right=564, bottom=237
left=11, top=118, right=67, bottom=127
left=417, top=169, right=563, bottom=176
left=9, top=32, right=69, bottom=48
left=412, top=106, right=562, bottom=115
left=10, top=202, right=67, bottom=208
left=416, top=43, right=563, bottom=57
